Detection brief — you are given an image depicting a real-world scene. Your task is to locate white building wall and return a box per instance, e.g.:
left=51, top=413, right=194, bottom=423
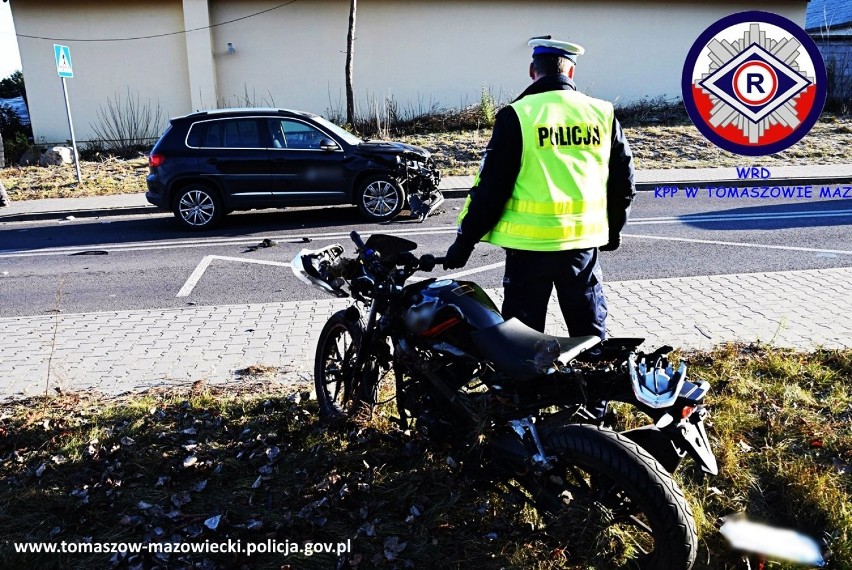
left=209, top=0, right=350, bottom=111
left=210, top=0, right=807, bottom=118
left=12, top=0, right=191, bottom=144
left=12, top=0, right=807, bottom=144
left=182, top=0, right=219, bottom=110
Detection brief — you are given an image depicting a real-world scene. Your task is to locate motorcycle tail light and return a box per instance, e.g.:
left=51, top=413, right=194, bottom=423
left=681, top=405, right=696, bottom=420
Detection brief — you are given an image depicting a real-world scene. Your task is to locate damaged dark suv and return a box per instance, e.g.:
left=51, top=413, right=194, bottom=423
left=146, top=108, right=442, bottom=229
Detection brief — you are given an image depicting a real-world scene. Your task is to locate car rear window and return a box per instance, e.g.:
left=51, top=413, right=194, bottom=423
left=196, top=119, right=263, bottom=148
left=186, top=124, right=201, bottom=147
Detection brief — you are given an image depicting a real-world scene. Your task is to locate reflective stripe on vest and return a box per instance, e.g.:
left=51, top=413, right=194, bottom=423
left=459, top=90, right=613, bottom=252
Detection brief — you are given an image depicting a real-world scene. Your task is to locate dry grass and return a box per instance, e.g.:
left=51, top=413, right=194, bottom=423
left=0, top=156, right=148, bottom=200
left=685, top=345, right=852, bottom=570
left=625, top=116, right=852, bottom=171
left=1, top=346, right=850, bottom=569
left=402, top=115, right=852, bottom=175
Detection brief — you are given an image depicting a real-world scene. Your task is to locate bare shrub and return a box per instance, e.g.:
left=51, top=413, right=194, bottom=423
left=89, top=89, right=164, bottom=158
left=614, top=95, right=690, bottom=127
left=326, top=88, right=507, bottom=138
left=217, top=84, right=278, bottom=110
left=824, top=51, right=852, bottom=115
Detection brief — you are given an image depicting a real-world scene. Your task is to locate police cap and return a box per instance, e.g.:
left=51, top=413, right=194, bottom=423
left=528, top=36, right=585, bottom=63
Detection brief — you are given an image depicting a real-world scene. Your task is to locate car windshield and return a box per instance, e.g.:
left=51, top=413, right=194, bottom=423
left=312, top=116, right=362, bottom=146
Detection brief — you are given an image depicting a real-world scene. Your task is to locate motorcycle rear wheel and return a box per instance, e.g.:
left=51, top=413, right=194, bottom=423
left=313, top=310, right=370, bottom=419
left=518, top=424, right=697, bottom=569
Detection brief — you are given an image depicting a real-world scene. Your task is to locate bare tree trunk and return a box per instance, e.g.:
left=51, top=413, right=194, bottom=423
left=0, top=131, right=5, bottom=169
left=345, top=0, right=357, bottom=127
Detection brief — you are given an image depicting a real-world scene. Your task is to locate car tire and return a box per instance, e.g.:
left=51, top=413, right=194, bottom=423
left=356, top=175, right=405, bottom=223
left=173, top=184, right=223, bottom=230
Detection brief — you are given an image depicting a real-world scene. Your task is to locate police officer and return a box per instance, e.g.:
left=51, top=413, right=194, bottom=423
left=443, top=36, right=636, bottom=339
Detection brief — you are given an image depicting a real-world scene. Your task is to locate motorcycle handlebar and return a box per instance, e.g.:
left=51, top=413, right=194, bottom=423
left=349, top=230, right=367, bottom=251
left=349, top=231, right=445, bottom=272
left=350, top=230, right=381, bottom=273
left=417, top=254, right=446, bottom=272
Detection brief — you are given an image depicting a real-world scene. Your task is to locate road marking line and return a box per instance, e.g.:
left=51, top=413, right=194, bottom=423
left=206, top=255, right=292, bottom=268
left=0, top=226, right=458, bottom=258
left=630, top=210, right=852, bottom=225
left=622, top=234, right=852, bottom=255
left=404, top=260, right=507, bottom=284
left=3, top=207, right=851, bottom=259
left=176, top=256, right=215, bottom=298
left=176, top=255, right=291, bottom=298
left=636, top=208, right=852, bottom=221
left=440, top=261, right=506, bottom=280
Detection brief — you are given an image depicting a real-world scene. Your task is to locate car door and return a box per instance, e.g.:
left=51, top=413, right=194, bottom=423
left=194, top=117, right=275, bottom=207
left=266, top=118, right=348, bottom=205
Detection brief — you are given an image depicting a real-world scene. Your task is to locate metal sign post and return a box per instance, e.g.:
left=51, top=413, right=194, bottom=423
left=54, top=44, right=81, bottom=185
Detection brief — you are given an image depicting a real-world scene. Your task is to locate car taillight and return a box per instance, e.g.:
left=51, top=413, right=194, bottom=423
left=149, top=153, right=166, bottom=168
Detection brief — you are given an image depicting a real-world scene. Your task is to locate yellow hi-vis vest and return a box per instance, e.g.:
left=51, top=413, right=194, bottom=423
left=459, top=90, right=613, bottom=251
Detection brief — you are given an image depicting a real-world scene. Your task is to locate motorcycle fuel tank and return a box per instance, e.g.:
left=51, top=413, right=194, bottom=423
left=403, top=279, right=504, bottom=339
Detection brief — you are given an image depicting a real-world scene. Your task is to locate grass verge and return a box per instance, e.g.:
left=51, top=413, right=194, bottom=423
left=1, top=346, right=850, bottom=569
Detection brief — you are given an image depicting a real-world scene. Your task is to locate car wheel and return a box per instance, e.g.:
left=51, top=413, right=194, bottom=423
left=356, top=176, right=405, bottom=223
left=173, top=184, right=223, bottom=230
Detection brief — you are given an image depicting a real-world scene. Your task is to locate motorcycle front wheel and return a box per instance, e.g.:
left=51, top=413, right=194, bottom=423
left=518, top=424, right=697, bottom=570
left=313, top=310, right=370, bottom=419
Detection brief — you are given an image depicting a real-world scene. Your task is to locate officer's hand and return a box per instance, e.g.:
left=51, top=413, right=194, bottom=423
left=599, top=235, right=621, bottom=252
left=443, top=240, right=474, bottom=270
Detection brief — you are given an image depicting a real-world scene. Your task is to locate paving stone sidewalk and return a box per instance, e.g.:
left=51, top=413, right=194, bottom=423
left=1, top=267, right=850, bottom=402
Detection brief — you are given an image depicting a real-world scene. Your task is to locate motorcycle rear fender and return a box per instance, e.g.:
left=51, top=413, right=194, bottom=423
left=621, top=425, right=686, bottom=473
left=675, top=414, right=719, bottom=475
left=489, top=430, right=534, bottom=466
left=624, top=413, right=718, bottom=475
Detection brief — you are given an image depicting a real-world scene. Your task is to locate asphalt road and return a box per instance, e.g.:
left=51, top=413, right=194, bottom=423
left=1, top=194, right=851, bottom=317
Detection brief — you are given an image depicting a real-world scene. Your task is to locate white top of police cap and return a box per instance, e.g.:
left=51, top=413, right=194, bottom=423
left=528, top=37, right=585, bottom=58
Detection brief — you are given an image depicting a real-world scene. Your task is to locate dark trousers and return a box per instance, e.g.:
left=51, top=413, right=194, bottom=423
left=501, top=248, right=608, bottom=339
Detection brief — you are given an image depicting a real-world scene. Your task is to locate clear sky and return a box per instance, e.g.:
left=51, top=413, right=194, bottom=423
left=0, top=1, right=22, bottom=80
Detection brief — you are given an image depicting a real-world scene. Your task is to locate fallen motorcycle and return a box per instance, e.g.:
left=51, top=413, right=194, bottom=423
left=292, top=231, right=718, bottom=569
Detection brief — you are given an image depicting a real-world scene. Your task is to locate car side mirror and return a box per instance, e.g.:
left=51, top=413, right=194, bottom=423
left=319, top=138, right=340, bottom=152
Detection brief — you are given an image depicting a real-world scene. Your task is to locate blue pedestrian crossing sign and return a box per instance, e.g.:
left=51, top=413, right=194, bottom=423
left=54, top=44, right=73, bottom=78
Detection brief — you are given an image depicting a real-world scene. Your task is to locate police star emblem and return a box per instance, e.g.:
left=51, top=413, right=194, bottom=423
left=682, top=11, right=826, bottom=156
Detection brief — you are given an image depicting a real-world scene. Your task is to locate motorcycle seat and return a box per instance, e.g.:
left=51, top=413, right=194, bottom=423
left=471, top=318, right=600, bottom=380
